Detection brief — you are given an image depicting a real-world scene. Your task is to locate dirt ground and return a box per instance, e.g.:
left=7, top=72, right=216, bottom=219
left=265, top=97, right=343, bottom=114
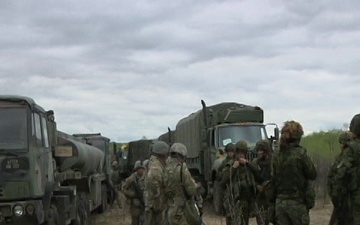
left=91, top=196, right=333, bottom=225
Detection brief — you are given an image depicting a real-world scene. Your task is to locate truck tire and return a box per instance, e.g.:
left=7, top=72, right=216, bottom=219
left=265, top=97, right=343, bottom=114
left=44, top=205, right=59, bottom=225
left=97, top=183, right=107, bottom=213
left=213, top=180, right=224, bottom=215
left=72, top=193, right=89, bottom=225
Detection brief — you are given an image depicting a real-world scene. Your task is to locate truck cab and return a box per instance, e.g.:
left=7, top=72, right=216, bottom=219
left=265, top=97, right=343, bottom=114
left=0, top=96, right=55, bottom=224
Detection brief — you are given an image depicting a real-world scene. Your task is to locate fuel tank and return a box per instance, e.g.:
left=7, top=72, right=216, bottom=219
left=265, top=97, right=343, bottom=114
left=55, top=137, right=104, bottom=177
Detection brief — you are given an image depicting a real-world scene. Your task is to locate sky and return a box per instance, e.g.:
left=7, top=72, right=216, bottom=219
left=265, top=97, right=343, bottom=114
left=1, top=0, right=359, bottom=143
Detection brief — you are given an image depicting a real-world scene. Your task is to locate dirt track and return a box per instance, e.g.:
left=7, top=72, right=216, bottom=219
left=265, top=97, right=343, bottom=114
left=91, top=197, right=333, bottom=225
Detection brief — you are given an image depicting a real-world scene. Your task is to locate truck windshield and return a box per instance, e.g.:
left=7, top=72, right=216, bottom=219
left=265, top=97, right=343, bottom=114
left=218, top=125, right=267, bottom=149
left=0, top=108, right=27, bottom=149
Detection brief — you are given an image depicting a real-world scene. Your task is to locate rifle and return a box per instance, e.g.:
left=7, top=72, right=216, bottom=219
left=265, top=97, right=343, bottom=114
left=131, top=178, right=145, bottom=209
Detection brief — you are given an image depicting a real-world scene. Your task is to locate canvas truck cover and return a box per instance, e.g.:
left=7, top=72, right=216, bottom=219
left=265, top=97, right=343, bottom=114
left=127, top=139, right=152, bottom=169
left=176, top=102, right=264, bottom=158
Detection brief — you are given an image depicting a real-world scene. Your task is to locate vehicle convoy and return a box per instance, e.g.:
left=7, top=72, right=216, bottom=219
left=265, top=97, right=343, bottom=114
left=0, top=95, right=112, bottom=225
left=172, top=100, right=279, bottom=214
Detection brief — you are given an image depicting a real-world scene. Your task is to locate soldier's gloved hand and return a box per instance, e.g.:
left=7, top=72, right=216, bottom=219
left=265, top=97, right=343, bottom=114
left=233, top=161, right=240, bottom=168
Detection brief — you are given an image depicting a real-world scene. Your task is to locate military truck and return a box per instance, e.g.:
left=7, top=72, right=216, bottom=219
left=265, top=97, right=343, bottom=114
left=118, top=139, right=152, bottom=178
left=174, top=100, right=279, bottom=214
left=157, top=128, right=175, bottom=145
left=0, top=95, right=112, bottom=225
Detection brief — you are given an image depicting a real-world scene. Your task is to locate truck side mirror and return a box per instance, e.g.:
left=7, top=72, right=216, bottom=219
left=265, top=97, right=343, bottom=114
left=274, top=127, right=279, bottom=140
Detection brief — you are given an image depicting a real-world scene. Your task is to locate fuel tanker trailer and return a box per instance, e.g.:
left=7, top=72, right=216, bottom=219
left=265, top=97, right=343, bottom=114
left=0, top=95, right=110, bottom=225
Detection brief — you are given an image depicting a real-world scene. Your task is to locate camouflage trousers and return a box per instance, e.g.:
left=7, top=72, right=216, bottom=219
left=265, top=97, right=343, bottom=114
left=275, top=199, right=309, bottom=225
left=113, top=188, right=123, bottom=208
left=130, top=205, right=145, bottom=225
left=145, top=209, right=166, bottom=225
left=166, top=206, right=188, bottom=225
left=255, top=195, right=269, bottom=225
left=352, top=191, right=360, bottom=225
left=227, top=199, right=253, bottom=225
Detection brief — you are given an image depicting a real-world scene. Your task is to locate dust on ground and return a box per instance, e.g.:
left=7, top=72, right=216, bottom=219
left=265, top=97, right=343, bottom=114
left=91, top=197, right=333, bottom=225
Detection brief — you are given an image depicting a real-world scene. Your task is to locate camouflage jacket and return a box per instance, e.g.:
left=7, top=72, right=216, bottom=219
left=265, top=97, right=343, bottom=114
left=328, top=139, right=360, bottom=200
left=220, top=159, right=260, bottom=200
left=253, top=155, right=272, bottom=184
left=216, top=155, right=234, bottom=180
left=272, top=144, right=317, bottom=200
left=163, top=157, right=197, bottom=206
left=144, top=155, right=167, bottom=212
left=123, top=172, right=145, bottom=200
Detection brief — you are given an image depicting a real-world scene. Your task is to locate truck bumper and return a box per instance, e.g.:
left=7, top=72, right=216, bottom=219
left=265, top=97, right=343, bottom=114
left=0, top=200, right=44, bottom=225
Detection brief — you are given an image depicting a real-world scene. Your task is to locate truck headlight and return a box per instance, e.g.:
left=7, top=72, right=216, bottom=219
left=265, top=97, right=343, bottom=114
left=13, top=205, right=24, bottom=217
left=25, top=204, right=35, bottom=215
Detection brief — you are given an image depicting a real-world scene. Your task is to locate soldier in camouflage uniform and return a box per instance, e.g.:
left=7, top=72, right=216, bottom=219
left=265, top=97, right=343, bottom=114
left=109, top=161, right=123, bottom=208
left=327, top=131, right=355, bottom=225
left=144, top=141, right=169, bottom=225
left=253, top=140, right=272, bottom=225
left=213, top=143, right=235, bottom=215
left=271, top=121, right=317, bottom=225
left=123, top=160, right=146, bottom=225
left=328, top=114, right=360, bottom=225
left=220, top=141, right=260, bottom=225
left=163, top=143, right=202, bottom=225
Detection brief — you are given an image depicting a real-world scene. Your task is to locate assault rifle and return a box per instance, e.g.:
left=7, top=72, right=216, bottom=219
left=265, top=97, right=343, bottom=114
left=131, top=179, right=145, bottom=209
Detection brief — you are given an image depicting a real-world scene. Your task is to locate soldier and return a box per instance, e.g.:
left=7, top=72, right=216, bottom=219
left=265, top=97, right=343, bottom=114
left=348, top=114, right=360, bottom=225
left=220, top=140, right=259, bottom=225
left=327, top=131, right=355, bottom=225
left=271, top=120, right=317, bottom=225
left=123, top=160, right=146, bottom=225
left=144, top=141, right=169, bottom=225
left=109, top=161, right=123, bottom=209
left=218, top=143, right=236, bottom=179
left=253, top=140, right=272, bottom=225
left=213, top=143, right=235, bottom=215
left=328, top=114, right=360, bottom=225
left=163, top=142, right=202, bottom=225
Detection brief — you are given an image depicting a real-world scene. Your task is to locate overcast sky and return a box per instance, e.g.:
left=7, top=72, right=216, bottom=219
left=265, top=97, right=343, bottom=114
left=1, top=0, right=359, bottom=142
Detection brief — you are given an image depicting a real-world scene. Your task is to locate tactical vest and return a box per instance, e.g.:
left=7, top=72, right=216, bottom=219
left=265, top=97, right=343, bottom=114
left=230, top=165, right=256, bottom=201
left=347, top=139, right=360, bottom=190
left=273, top=147, right=308, bottom=200
left=254, top=156, right=272, bottom=183
left=163, top=160, right=185, bottom=205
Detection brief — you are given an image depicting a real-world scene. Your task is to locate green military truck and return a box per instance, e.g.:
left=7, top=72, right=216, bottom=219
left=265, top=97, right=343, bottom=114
left=174, top=100, right=279, bottom=214
left=0, top=95, right=112, bottom=225
left=118, top=139, right=152, bottom=178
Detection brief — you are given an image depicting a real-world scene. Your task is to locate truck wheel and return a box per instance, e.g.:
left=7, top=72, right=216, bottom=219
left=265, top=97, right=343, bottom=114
left=72, top=193, right=89, bottom=225
left=44, top=205, right=59, bottom=225
left=213, top=180, right=224, bottom=215
left=97, top=183, right=107, bottom=213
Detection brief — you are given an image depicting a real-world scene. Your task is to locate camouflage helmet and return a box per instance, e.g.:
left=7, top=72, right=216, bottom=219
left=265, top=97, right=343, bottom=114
left=143, top=159, right=150, bottom=168
left=111, top=161, right=118, bottom=167
left=255, top=140, right=271, bottom=152
left=152, top=141, right=169, bottom=155
left=235, top=140, right=248, bottom=153
left=170, top=142, right=187, bottom=157
left=134, top=160, right=145, bottom=171
left=350, top=114, right=360, bottom=137
left=280, top=120, right=304, bottom=141
left=338, top=131, right=354, bottom=145
left=224, top=143, right=235, bottom=152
